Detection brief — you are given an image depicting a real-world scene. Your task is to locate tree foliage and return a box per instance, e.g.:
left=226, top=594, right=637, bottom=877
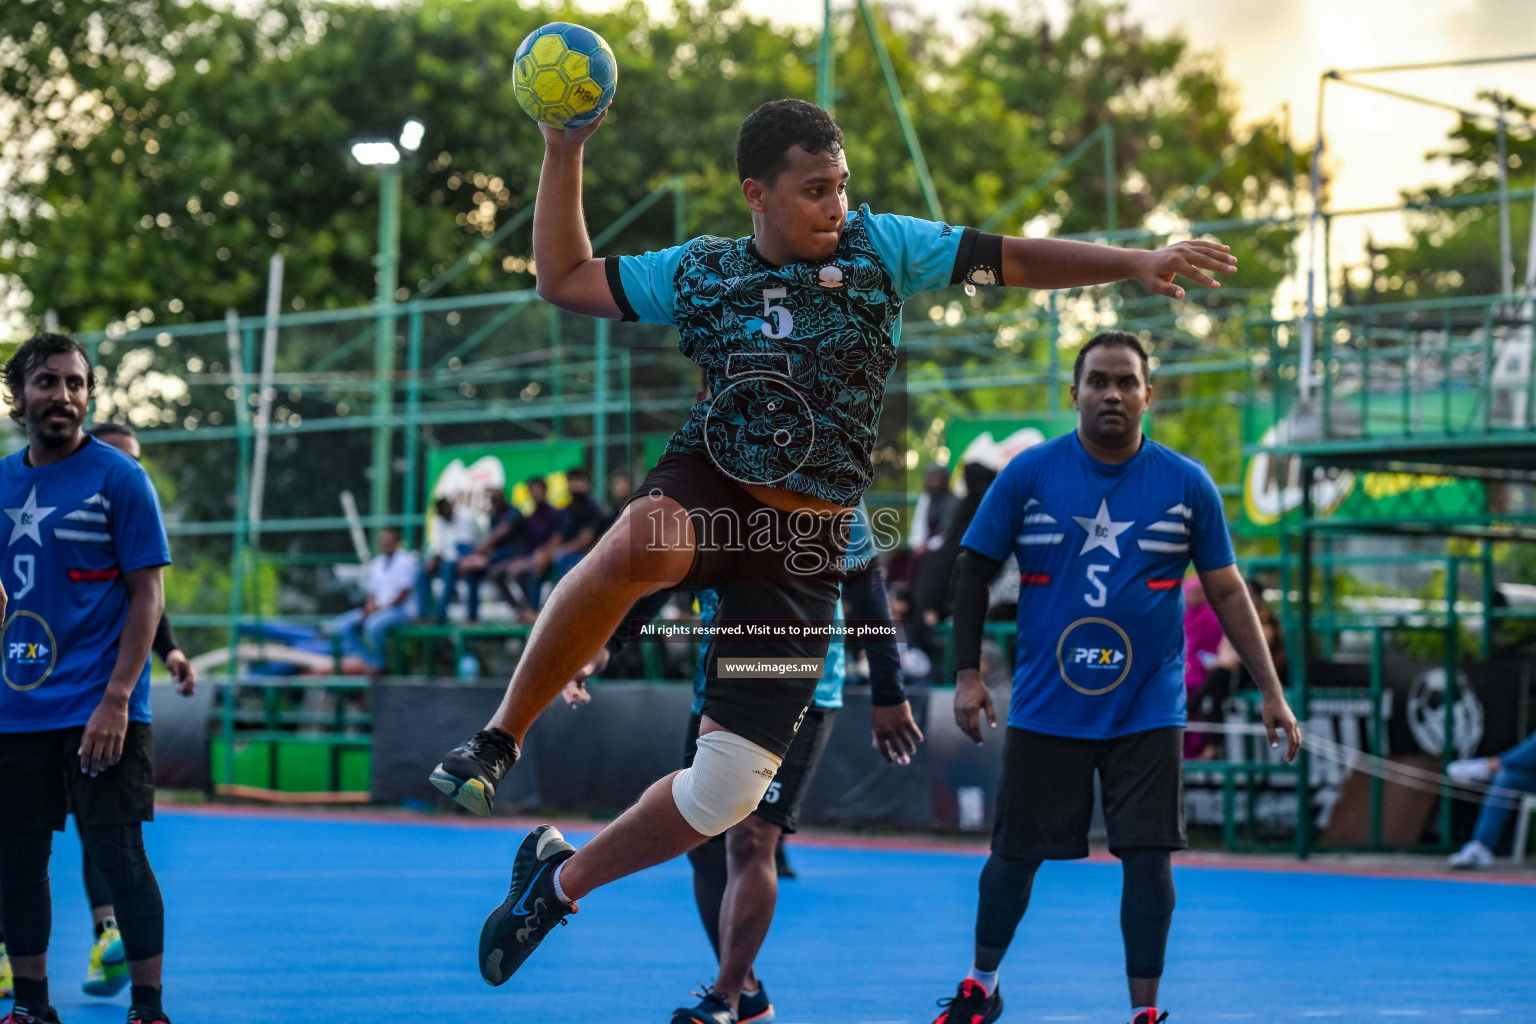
left=1343, top=93, right=1535, bottom=305
left=3, top=0, right=1299, bottom=332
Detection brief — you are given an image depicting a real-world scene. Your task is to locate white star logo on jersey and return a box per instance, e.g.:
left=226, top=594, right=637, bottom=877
left=5, top=486, right=57, bottom=546
left=1072, top=498, right=1133, bottom=558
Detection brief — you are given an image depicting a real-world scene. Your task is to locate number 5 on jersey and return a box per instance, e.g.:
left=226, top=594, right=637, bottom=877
left=761, top=288, right=794, bottom=340
left=1085, top=563, right=1109, bottom=608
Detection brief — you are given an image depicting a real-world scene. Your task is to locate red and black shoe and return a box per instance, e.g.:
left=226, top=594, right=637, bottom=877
left=932, top=978, right=1003, bottom=1024
left=3, top=1006, right=63, bottom=1024
left=1129, top=1010, right=1168, bottom=1024
left=126, top=1005, right=171, bottom=1024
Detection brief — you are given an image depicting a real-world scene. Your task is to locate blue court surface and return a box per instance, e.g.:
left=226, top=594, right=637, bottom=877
left=12, top=808, right=1535, bottom=1024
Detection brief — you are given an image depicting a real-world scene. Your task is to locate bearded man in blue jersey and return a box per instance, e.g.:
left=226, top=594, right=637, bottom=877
left=929, top=331, right=1302, bottom=1024
left=0, top=334, right=174, bottom=1024
left=428, top=98, right=1242, bottom=1009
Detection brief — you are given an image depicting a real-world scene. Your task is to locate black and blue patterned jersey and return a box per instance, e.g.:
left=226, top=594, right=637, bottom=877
left=607, top=205, right=1000, bottom=506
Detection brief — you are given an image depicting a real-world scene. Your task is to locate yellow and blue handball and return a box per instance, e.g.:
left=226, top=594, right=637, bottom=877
left=513, top=22, right=617, bottom=130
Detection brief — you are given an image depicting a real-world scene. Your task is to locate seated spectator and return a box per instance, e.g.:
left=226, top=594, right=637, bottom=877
left=330, top=527, right=419, bottom=670
left=1447, top=731, right=1536, bottom=869
left=539, top=466, right=608, bottom=580
left=506, top=476, right=561, bottom=611
left=608, top=469, right=633, bottom=510
left=456, top=487, right=525, bottom=621
left=423, top=495, right=483, bottom=622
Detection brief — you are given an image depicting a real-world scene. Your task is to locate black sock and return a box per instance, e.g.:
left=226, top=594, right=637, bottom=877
left=131, top=984, right=162, bottom=1010
left=13, top=976, right=49, bottom=1012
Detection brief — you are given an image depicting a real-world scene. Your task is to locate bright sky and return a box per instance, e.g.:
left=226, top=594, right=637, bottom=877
left=604, top=0, right=1536, bottom=289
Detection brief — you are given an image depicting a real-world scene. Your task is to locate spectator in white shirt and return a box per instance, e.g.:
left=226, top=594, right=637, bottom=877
left=424, top=496, right=483, bottom=621
left=331, top=527, right=420, bottom=669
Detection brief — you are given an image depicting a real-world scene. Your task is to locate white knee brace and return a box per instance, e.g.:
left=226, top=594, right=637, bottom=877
left=671, top=730, right=783, bottom=836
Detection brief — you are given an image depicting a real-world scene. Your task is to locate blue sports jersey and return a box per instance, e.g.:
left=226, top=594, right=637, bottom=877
left=609, top=207, right=998, bottom=506
left=0, top=437, right=171, bottom=732
left=960, top=432, right=1235, bottom=739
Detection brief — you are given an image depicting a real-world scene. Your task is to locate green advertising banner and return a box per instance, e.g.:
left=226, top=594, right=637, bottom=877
left=1240, top=409, right=1482, bottom=534
left=425, top=440, right=587, bottom=515
left=943, top=414, right=1077, bottom=477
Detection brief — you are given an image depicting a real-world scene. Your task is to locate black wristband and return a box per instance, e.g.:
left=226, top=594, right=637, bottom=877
left=950, top=229, right=1006, bottom=289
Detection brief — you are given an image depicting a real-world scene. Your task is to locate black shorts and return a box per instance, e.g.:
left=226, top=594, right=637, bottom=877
left=683, top=708, right=837, bottom=833
left=627, top=451, right=848, bottom=758
left=0, top=722, right=156, bottom=833
left=992, top=726, right=1186, bottom=860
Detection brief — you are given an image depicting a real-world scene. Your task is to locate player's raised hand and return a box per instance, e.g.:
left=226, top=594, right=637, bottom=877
left=953, top=668, right=996, bottom=745
left=871, top=700, right=924, bottom=765
left=1136, top=239, right=1237, bottom=299
left=540, top=108, right=607, bottom=150
left=1263, top=692, right=1303, bottom=763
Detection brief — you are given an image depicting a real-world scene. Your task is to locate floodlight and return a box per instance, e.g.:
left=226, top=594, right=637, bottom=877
left=351, top=141, right=401, bottom=167
left=399, top=119, right=425, bottom=153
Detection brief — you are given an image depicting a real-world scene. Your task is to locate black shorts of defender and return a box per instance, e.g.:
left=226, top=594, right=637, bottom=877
left=625, top=451, right=848, bottom=759
left=683, top=708, right=837, bottom=833
left=0, top=722, right=156, bottom=832
left=992, top=726, right=1186, bottom=860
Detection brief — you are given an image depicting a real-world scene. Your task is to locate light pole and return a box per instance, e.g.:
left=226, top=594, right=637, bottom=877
left=351, top=119, right=424, bottom=538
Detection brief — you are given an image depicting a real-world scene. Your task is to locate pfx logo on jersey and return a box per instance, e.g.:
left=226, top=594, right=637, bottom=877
left=8, top=640, right=50, bottom=663
left=1055, top=617, right=1133, bottom=696
left=2, top=610, right=58, bottom=691
left=1070, top=646, right=1126, bottom=670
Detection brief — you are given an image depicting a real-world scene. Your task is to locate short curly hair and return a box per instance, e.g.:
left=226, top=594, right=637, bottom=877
left=736, top=99, right=844, bottom=184
left=3, top=332, right=94, bottom=423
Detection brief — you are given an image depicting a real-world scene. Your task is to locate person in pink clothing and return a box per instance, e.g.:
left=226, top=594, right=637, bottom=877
left=1182, top=576, right=1224, bottom=758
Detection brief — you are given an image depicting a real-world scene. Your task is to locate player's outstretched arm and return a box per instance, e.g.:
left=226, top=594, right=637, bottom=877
left=533, top=114, right=622, bottom=319
left=1197, top=564, right=1302, bottom=762
left=1001, top=236, right=1237, bottom=299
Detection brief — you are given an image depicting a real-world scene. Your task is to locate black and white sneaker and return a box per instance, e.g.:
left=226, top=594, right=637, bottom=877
left=932, top=979, right=1002, bottom=1024
left=737, top=982, right=774, bottom=1023
left=429, top=728, right=520, bottom=816
left=478, top=824, right=578, bottom=986
left=671, top=987, right=737, bottom=1024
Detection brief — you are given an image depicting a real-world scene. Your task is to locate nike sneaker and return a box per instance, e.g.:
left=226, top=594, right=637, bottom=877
left=429, top=728, right=520, bottom=816
left=83, top=921, right=130, bottom=997
left=933, top=978, right=1002, bottom=1024
left=671, top=988, right=736, bottom=1024
left=477, top=824, right=578, bottom=985
left=126, top=1006, right=171, bottom=1024
left=738, top=983, right=774, bottom=1024
left=1130, top=1010, right=1168, bottom=1024
left=0, top=942, right=12, bottom=999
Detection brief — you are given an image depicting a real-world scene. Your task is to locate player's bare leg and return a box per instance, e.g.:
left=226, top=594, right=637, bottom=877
left=712, top=813, right=783, bottom=1010
left=429, top=494, right=695, bottom=814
